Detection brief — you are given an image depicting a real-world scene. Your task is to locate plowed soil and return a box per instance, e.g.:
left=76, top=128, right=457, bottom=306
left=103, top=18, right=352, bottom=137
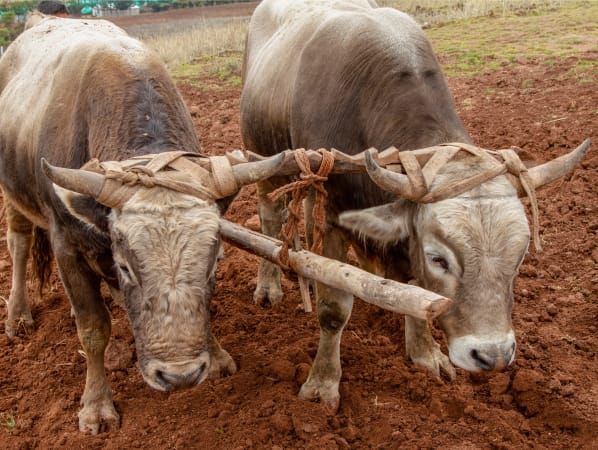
left=1, top=4, right=597, bottom=449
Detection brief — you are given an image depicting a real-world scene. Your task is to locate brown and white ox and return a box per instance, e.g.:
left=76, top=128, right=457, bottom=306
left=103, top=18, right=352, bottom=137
left=240, top=0, right=589, bottom=409
left=0, top=18, right=282, bottom=433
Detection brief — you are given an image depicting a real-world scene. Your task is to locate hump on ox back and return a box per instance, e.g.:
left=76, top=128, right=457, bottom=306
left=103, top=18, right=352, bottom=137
left=0, top=17, right=286, bottom=434
left=239, top=0, right=591, bottom=412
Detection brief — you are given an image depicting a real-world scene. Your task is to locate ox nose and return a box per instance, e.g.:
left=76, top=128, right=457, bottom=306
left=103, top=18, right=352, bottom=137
left=448, top=332, right=516, bottom=372
left=147, top=350, right=212, bottom=392
left=155, top=362, right=208, bottom=391
left=469, top=340, right=516, bottom=371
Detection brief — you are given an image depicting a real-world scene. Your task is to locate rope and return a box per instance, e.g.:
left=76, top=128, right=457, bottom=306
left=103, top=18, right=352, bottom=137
left=84, top=150, right=249, bottom=209
left=104, top=166, right=216, bottom=200
left=268, top=149, right=334, bottom=267
left=441, top=144, right=542, bottom=251
left=90, top=146, right=543, bottom=255
left=399, top=143, right=542, bottom=251
left=498, top=149, right=542, bottom=251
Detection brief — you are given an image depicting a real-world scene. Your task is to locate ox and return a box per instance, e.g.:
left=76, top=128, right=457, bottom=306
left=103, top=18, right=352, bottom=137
left=240, top=0, right=589, bottom=409
left=0, top=18, right=282, bottom=433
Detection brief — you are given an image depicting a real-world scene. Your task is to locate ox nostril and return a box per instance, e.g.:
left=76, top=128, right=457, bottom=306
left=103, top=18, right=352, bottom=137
left=470, top=349, right=494, bottom=371
left=155, top=370, right=174, bottom=391
left=193, top=362, right=208, bottom=384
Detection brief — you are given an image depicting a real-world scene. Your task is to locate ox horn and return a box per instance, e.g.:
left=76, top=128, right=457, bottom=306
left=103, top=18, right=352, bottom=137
left=231, top=151, right=290, bottom=186
left=41, top=158, right=105, bottom=198
left=364, top=149, right=420, bottom=200
left=526, top=138, right=591, bottom=191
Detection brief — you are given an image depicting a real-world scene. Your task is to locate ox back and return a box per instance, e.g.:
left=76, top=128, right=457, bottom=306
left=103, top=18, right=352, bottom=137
left=0, top=19, right=199, bottom=221
left=241, top=0, right=471, bottom=214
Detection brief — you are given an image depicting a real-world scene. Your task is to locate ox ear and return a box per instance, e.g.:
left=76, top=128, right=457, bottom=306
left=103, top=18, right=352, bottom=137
left=338, top=200, right=411, bottom=244
left=52, top=184, right=110, bottom=232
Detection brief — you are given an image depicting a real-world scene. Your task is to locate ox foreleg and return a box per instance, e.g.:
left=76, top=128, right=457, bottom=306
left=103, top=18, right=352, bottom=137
left=298, top=225, right=351, bottom=412
left=405, top=315, right=456, bottom=380
left=254, top=178, right=285, bottom=305
left=53, top=237, right=119, bottom=434
left=4, top=204, right=34, bottom=339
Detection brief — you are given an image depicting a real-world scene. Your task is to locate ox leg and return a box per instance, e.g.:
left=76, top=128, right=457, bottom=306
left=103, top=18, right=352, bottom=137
left=254, top=178, right=285, bottom=305
left=299, top=225, right=351, bottom=411
left=4, top=204, right=34, bottom=339
left=53, top=237, right=118, bottom=434
left=207, top=331, right=237, bottom=379
left=405, top=315, right=456, bottom=380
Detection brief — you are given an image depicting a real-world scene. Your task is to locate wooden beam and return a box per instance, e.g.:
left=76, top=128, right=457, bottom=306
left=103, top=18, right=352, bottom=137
left=220, top=220, right=452, bottom=320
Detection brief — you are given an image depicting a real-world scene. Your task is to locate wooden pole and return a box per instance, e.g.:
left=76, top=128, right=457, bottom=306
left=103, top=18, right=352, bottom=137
left=220, top=220, right=452, bottom=320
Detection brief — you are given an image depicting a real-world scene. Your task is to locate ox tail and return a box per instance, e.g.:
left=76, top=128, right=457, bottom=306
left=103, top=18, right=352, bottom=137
left=31, top=226, right=53, bottom=298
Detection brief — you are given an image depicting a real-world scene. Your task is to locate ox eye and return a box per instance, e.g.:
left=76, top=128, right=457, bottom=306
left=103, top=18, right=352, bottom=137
left=431, top=255, right=449, bottom=271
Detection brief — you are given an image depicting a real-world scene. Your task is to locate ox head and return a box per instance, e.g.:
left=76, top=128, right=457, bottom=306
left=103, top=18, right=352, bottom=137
left=339, top=140, right=590, bottom=373
left=41, top=153, right=285, bottom=391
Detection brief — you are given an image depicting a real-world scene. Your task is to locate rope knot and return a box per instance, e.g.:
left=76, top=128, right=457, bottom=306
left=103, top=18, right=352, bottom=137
left=107, top=165, right=161, bottom=188
left=268, top=148, right=334, bottom=268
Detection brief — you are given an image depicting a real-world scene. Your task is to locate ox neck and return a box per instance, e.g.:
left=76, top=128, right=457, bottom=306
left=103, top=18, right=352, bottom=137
left=86, top=66, right=200, bottom=161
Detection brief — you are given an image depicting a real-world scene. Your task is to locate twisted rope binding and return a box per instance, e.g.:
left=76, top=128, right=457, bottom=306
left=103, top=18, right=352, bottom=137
left=332, top=142, right=543, bottom=251
left=427, top=143, right=542, bottom=251
left=92, top=152, right=220, bottom=208
left=268, top=148, right=334, bottom=268
left=498, top=148, right=542, bottom=251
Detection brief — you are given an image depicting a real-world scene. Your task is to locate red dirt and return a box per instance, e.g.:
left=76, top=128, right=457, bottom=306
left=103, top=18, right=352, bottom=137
left=1, top=6, right=597, bottom=450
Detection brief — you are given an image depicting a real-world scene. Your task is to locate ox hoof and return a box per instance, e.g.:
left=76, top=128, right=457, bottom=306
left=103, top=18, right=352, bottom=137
left=5, top=317, right=35, bottom=340
left=410, top=347, right=456, bottom=381
left=78, top=400, right=120, bottom=434
left=253, top=285, right=283, bottom=307
left=208, top=351, right=238, bottom=379
left=298, top=381, right=340, bottom=415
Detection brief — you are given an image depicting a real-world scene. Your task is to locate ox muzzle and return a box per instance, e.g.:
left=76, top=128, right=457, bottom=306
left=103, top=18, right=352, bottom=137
left=448, top=331, right=516, bottom=372
left=141, top=351, right=212, bottom=392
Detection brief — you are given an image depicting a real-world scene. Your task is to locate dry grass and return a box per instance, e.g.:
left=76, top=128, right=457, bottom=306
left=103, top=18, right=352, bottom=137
left=131, top=17, right=248, bottom=69
left=378, top=0, right=567, bottom=24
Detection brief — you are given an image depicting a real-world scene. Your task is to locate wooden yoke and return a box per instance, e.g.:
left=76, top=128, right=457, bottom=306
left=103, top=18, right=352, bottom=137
left=220, top=220, right=452, bottom=320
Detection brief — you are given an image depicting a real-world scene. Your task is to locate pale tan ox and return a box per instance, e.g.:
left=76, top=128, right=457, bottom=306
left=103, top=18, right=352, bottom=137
left=240, top=0, right=590, bottom=410
left=0, top=18, right=283, bottom=433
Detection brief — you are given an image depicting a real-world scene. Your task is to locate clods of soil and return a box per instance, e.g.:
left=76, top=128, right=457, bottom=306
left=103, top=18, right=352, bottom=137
left=1, top=5, right=597, bottom=450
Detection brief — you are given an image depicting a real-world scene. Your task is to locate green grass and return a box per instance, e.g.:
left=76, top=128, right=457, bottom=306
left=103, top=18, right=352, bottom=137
left=379, top=0, right=567, bottom=24
left=1, top=413, right=16, bottom=432
left=136, top=0, right=597, bottom=86
left=171, top=53, right=244, bottom=88
left=425, top=0, right=598, bottom=76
